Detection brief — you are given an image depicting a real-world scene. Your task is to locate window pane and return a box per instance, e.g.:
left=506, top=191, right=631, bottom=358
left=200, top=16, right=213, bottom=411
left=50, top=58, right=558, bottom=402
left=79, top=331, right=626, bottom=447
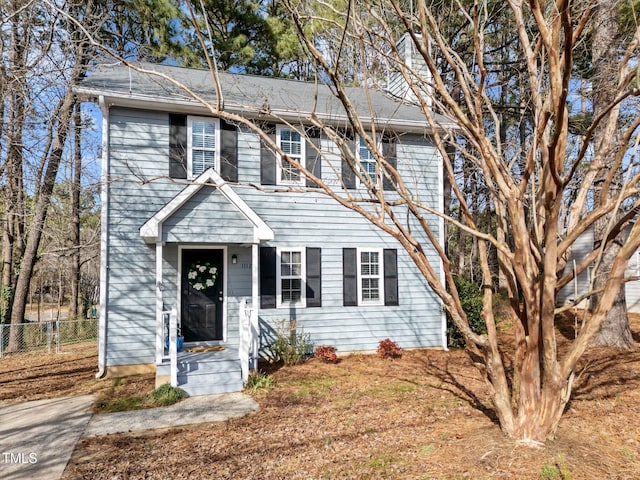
left=362, top=278, right=380, bottom=300
left=192, top=121, right=216, bottom=149
left=359, top=137, right=374, bottom=160
left=192, top=150, right=215, bottom=176
left=361, top=160, right=377, bottom=181
left=282, top=279, right=302, bottom=303
left=360, top=251, right=379, bottom=276
left=280, top=129, right=302, bottom=156
left=281, top=162, right=300, bottom=182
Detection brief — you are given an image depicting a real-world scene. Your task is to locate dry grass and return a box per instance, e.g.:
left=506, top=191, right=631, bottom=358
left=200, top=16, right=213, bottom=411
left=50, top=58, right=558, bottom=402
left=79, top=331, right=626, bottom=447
left=0, top=343, right=155, bottom=405
left=3, top=316, right=640, bottom=479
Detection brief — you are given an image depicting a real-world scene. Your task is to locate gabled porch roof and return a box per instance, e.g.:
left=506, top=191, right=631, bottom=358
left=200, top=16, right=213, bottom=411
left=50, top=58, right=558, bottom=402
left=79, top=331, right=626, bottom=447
left=140, top=169, right=273, bottom=244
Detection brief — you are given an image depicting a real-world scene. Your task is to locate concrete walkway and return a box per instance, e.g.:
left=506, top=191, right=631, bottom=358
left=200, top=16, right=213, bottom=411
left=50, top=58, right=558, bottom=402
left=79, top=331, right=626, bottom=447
left=0, top=393, right=259, bottom=480
left=0, top=395, right=94, bottom=480
left=83, top=392, right=259, bottom=437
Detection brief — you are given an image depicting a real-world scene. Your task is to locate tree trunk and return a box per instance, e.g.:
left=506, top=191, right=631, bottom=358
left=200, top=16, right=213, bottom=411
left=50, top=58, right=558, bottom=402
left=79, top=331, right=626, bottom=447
left=8, top=0, right=93, bottom=349
left=590, top=0, right=634, bottom=349
left=5, top=0, right=28, bottom=349
left=68, top=103, right=82, bottom=321
left=592, top=237, right=634, bottom=347
left=9, top=93, right=80, bottom=344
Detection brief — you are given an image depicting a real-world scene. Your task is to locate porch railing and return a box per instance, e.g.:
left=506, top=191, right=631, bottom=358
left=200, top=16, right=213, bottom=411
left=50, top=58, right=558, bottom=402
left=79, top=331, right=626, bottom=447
left=238, top=297, right=258, bottom=382
left=166, top=306, right=178, bottom=387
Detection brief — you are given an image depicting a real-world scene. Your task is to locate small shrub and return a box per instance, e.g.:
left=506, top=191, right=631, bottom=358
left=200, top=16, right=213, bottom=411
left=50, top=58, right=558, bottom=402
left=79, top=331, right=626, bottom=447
left=269, top=320, right=312, bottom=366
left=446, top=277, right=487, bottom=348
left=377, top=338, right=402, bottom=359
left=93, top=395, right=144, bottom=413
left=540, top=454, right=572, bottom=480
left=150, top=384, right=186, bottom=406
left=314, top=345, right=340, bottom=364
left=245, top=370, right=275, bottom=391
left=93, top=383, right=185, bottom=413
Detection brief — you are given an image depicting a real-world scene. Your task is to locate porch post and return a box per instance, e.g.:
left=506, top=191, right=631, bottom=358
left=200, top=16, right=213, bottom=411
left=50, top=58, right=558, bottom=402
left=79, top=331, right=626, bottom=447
left=251, top=243, right=259, bottom=369
left=155, top=241, right=164, bottom=364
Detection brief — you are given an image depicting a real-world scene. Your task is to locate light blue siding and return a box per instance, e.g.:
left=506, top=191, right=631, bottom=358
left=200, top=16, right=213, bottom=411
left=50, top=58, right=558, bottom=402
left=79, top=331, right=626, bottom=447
left=557, top=227, right=640, bottom=313
left=557, top=228, right=594, bottom=308
left=106, top=108, right=181, bottom=366
left=257, top=246, right=440, bottom=353
left=163, top=186, right=255, bottom=244
left=104, top=106, right=444, bottom=368
left=625, top=252, right=640, bottom=313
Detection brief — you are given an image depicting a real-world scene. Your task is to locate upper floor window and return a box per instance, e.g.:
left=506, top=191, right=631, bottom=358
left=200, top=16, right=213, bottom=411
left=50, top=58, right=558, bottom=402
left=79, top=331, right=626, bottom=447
left=277, top=126, right=305, bottom=186
left=188, top=116, right=219, bottom=178
left=357, top=136, right=380, bottom=187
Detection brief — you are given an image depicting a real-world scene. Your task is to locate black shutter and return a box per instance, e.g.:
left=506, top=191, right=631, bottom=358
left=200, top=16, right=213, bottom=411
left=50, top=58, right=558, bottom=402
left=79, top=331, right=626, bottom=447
left=305, top=128, right=322, bottom=187
left=343, top=248, right=358, bottom=306
left=260, top=123, right=277, bottom=185
left=339, top=129, right=356, bottom=189
left=220, top=120, right=238, bottom=182
left=382, top=137, right=397, bottom=191
left=306, top=247, right=322, bottom=307
left=169, top=114, right=187, bottom=179
left=259, top=247, right=277, bottom=308
left=383, top=249, right=399, bottom=306
left=341, top=136, right=356, bottom=189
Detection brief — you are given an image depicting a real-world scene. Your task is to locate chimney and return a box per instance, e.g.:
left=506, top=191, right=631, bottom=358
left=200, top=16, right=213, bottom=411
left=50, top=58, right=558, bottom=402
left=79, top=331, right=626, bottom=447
left=386, top=33, right=433, bottom=107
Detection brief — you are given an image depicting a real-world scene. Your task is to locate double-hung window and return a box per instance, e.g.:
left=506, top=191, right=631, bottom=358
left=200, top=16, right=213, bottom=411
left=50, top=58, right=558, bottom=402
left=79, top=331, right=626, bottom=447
left=277, top=126, right=305, bottom=185
left=357, top=248, right=384, bottom=305
left=357, top=135, right=379, bottom=187
left=277, top=247, right=306, bottom=307
left=188, top=116, right=219, bottom=178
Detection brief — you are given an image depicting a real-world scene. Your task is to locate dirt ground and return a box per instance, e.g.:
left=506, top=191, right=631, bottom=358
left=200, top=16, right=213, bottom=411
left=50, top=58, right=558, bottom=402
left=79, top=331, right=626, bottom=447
left=0, top=343, right=155, bottom=405
left=2, top=315, right=640, bottom=479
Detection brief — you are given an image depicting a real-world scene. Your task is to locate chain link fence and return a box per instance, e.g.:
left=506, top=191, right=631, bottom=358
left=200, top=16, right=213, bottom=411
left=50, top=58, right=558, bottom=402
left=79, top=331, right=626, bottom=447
left=0, top=319, right=98, bottom=357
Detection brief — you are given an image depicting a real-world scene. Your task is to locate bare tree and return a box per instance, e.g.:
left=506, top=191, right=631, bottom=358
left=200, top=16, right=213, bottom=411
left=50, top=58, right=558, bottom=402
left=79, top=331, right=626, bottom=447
left=65, top=0, right=640, bottom=443
left=588, top=0, right=635, bottom=348
left=278, top=0, right=640, bottom=442
left=4, top=0, right=96, bottom=349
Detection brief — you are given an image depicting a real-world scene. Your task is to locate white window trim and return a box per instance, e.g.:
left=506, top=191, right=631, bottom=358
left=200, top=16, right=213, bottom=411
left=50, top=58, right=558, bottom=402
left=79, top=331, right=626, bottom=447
left=187, top=116, right=220, bottom=179
left=357, top=247, right=384, bottom=306
left=276, top=125, right=305, bottom=186
left=356, top=134, right=381, bottom=189
left=276, top=247, right=307, bottom=308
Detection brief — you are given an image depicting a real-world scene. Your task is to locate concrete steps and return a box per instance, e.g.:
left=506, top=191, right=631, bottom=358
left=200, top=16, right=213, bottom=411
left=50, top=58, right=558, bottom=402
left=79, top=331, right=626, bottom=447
left=158, top=347, right=244, bottom=396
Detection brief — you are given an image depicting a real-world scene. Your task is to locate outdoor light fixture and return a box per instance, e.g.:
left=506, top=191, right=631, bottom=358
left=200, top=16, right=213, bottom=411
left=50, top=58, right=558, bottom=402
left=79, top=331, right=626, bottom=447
left=231, top=254, right=238, bottom=264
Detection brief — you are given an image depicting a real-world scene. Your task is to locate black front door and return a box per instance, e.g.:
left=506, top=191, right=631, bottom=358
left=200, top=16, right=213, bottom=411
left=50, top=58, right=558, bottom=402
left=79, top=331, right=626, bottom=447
left=181, top=249, right=224, bottom=342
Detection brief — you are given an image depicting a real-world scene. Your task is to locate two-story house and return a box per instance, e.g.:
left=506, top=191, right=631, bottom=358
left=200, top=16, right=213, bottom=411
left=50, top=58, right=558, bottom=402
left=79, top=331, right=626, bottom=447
left=76, top=62, right=448, bottom=395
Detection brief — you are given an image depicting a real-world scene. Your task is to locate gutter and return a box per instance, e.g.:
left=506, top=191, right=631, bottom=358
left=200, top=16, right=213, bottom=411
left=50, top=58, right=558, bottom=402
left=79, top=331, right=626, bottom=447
left=74, top=88, right=457, bottom=136
left=95, top=95, right=109, bottom=378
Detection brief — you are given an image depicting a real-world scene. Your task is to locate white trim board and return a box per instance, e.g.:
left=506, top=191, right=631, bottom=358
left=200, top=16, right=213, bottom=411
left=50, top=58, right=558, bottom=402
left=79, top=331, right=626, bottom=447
left=139, top=168, right=274, bottom=244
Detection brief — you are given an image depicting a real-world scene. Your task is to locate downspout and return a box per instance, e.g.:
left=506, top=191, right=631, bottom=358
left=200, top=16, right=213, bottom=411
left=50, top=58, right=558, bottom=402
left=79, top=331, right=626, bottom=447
left=439, top=133, right=448, bottom=351
left=96, top=95, right=109, bottom=378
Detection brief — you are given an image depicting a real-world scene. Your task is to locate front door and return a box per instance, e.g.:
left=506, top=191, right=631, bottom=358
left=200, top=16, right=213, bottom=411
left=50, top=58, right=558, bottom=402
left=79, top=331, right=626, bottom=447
left=181, top=249, right=224, bottom=342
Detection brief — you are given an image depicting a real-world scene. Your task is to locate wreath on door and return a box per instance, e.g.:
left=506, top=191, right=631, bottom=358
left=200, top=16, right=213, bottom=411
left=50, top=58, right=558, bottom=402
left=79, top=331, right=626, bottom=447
left=187, top=262, right=218, bottom=291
